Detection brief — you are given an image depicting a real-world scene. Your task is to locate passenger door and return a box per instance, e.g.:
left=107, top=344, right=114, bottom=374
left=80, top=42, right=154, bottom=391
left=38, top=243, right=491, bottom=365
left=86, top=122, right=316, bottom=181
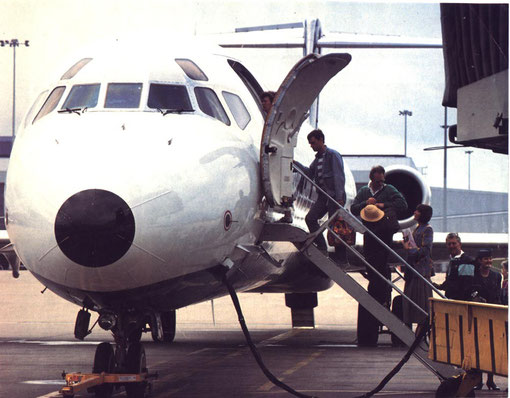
left=260, top=53, right=351, bottom=207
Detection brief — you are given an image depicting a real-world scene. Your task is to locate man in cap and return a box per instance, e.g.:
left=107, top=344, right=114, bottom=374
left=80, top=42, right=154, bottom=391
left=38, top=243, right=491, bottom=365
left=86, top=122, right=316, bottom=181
left=471, top=248, right=502, bottom=391
left=471, top=249, right=502, bottom=304
left=433, top=233, right=475, bottom=300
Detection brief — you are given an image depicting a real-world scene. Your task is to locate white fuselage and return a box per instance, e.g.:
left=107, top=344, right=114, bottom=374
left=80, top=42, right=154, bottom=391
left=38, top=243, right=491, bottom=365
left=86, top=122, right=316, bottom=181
left=5, top=41, right=355, bottom=311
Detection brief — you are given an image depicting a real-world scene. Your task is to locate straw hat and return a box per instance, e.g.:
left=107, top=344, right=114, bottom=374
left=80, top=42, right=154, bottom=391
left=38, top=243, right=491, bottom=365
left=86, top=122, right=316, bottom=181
left=360, top=204, right=385, bottom=222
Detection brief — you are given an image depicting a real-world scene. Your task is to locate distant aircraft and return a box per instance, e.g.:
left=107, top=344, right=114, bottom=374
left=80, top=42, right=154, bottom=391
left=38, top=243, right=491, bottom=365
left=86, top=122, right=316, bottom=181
left=3, top=23, right=438, bottom=393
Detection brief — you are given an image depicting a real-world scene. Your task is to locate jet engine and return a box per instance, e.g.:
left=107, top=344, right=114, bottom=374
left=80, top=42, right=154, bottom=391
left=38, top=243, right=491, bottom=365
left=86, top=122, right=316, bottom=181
left=384, top=165, right=431, bottom=230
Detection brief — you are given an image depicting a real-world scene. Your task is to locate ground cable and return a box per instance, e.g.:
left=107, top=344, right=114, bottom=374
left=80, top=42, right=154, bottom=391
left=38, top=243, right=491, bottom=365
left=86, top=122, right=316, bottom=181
left=353, top=319, right=431, bottom=398
left=222, top=274, right=317, bottom=398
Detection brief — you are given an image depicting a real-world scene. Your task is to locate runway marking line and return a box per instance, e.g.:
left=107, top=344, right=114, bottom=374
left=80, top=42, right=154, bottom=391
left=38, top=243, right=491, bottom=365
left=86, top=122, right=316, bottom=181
left=258, top=328, right=302, bottom=346
left=152, top=329, right=301, bottom=395
left=257, top=349, right=325, bottom=392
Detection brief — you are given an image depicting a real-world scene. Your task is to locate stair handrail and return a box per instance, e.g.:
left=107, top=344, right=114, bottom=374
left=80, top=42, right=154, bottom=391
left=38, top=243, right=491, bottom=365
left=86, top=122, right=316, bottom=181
left=292, top=163, right=446, bottom=299
left=325, top=225, right=428, bottom=316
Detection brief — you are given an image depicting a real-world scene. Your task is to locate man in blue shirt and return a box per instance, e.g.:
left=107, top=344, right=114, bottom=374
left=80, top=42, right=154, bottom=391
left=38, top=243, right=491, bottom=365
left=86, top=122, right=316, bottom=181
left=294, top=129, right=346, bottom=256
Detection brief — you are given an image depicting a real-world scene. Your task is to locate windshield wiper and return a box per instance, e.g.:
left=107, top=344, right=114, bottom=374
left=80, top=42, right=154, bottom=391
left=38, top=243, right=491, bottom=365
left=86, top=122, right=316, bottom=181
left=58, top=107, right=88, bottom=115
left=157, top=108, right=194, bottom=116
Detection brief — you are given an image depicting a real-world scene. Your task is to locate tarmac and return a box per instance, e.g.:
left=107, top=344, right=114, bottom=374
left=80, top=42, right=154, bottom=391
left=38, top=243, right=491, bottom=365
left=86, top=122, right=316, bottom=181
left=0, top=271, right=507, bottom=398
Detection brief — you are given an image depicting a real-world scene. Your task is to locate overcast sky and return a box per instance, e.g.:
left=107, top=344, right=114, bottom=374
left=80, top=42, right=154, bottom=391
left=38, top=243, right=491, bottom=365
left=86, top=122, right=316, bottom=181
left=0, top=0, right=508, bottom=193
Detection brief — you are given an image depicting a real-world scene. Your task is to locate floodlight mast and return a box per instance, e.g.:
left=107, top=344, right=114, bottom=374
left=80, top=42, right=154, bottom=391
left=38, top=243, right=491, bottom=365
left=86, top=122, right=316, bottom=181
left=1, top=39, right=30, bottom=136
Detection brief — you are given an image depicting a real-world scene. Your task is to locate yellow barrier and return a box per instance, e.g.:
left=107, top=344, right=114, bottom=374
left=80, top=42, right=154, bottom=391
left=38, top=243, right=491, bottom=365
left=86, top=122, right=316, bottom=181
left=429, top=298, right=508, bottom=377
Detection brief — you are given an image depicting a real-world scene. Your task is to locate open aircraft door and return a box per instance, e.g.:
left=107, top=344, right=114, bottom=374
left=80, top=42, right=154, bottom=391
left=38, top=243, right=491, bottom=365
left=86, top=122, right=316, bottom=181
left=260, top=53, right=351, bottom=207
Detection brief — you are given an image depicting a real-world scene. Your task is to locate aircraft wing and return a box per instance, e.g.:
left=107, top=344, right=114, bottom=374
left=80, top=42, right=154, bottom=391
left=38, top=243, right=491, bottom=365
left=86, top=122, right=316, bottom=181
left=317, top=32, right=442, bottom=49
left=214, top=20, right=442, bottom=50
left=213, top=30, right=305, bottom=49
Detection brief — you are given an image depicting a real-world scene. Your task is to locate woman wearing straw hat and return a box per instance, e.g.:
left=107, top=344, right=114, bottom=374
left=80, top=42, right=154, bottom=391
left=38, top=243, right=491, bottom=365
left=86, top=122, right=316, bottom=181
left=402, top=204, right=434, bottom=337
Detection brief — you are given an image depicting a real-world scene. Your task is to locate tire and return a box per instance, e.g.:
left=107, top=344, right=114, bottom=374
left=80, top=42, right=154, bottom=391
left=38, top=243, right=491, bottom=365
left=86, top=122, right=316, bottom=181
left=128, top=327, right=143, bottom=343
left=92, top=342, right=115, bottom=398
left=436, top=376, right=462, bottom=397
left=160, top=310, right=176, bottom=343
left=125, top=343, right=147, bottom=398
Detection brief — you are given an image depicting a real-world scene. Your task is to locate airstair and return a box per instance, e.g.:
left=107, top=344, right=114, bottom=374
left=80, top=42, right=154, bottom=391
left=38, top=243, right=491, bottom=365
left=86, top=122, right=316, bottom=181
left=261, top=167, right=459, bottom=380
left=257, top=51, right=457, bottom=379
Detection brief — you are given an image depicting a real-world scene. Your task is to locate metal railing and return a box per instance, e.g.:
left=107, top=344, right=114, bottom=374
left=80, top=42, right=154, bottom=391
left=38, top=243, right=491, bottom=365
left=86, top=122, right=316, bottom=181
left=292, top=163, right=446, bottom=316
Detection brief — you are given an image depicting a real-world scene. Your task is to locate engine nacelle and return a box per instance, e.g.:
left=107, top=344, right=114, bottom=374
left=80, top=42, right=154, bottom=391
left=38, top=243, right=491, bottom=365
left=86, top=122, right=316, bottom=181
left=384, top=165, right=431, bottom=230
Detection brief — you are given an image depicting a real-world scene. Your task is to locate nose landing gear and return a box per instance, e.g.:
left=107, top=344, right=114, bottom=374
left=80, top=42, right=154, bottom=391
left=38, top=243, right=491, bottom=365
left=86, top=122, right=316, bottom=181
left=61, top=312, right=156, bottom=398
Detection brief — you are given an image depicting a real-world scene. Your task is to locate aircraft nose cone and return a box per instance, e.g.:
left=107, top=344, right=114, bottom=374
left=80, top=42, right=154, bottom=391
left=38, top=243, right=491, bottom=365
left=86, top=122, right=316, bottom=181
left=55, top=189, right=135, bottom=268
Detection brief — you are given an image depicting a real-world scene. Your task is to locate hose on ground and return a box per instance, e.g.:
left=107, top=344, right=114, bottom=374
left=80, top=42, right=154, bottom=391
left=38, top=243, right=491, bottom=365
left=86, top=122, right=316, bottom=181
left=222, top=274, right=317, bottom=398
left=353, top=319, right=431, bottom=398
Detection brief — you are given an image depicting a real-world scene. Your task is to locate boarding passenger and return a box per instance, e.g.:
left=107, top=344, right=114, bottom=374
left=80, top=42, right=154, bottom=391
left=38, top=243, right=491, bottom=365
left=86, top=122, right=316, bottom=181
left=293, top=129, right=346, bottom=260
left=260, top=91, right=275, bottom=115
left=356, top=204, right=394, bottom=346
left=351, top=165, right=407, bottom=279
left=402, top=204, right=434, bottom=337
left=433, top=233, right=475, bottom=300
left=471, top=249, right=502, bottom=391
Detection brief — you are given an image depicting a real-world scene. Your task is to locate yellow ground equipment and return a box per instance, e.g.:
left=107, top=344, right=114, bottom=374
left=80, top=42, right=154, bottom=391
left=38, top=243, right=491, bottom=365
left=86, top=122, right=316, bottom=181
left=429, top=298, right=508, bottom=396
left=60, top=370, right=157, bottom=397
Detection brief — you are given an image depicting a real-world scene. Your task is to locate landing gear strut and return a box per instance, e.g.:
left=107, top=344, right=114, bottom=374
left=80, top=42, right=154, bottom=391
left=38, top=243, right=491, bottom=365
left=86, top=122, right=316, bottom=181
left=151, top=310, right=176, bottom=342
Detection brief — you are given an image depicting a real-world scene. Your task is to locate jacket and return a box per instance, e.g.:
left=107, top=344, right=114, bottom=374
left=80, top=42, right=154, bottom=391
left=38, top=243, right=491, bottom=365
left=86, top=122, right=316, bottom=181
left=437, top=252, right=475, bottom=300
left=350, top=184, right=407, bottom=218
left=295, top=147, right=346, bottom=203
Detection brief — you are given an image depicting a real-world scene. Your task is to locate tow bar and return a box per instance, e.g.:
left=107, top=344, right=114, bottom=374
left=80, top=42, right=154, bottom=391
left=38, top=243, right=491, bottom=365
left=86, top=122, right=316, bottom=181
left=60, top=370, right=158, bottom=397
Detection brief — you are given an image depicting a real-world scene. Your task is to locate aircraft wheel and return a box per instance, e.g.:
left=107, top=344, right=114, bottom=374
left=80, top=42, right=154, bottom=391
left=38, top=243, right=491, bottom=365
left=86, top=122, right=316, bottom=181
left=125, top=342, right=147, bottom=398
left=161, top=310, right=176, bottom=343
left=92, top=342, right=115, bottom=398
left=128, top=327, right=143, bottom=343
left=151, top=310, right=176, bottom=343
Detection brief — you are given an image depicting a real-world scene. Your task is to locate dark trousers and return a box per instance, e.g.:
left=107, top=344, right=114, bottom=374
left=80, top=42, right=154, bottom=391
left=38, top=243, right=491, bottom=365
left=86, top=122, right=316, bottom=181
left=364, top=224, right=393, bottom=306
left=305, top=193, right=346, bottom=260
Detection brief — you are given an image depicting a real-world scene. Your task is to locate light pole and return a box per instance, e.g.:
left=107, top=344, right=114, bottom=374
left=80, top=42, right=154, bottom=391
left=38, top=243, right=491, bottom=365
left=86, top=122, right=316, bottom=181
left=439, top=107, right=450, bottom=232
left=465, top=150, right=473, bottom=190
left=1, top=39, right=30, bottom=136
left=399, top=110, right=412, bottom=157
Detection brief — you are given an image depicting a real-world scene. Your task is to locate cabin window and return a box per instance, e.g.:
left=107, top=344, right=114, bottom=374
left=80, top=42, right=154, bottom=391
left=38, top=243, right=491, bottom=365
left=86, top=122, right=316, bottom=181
left=148, top=84, right=193, bottom=111
left=105, top=83, right=142, bottom=108
left=62, top=84, right=100, bottom=110
left=61, top=58, right=93, bottom=80
left=194, top=87, right=230, bottom=125
left=33, top=86, right=66, bottom=124
left=222, top=91, right=251, bottom=130
left=175, top=59, right=208, bottom=81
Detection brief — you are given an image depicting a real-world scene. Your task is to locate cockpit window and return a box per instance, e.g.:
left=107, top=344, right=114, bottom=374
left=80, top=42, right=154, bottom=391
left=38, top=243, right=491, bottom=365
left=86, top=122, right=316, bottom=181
left=175, top=59, right=208, bottom=81
left=62, top=84, right=100, bottom=110
left=222, top=91, right=251, bottom=130
left=194, top=87, right=230, bottom=125
left=24, top=90, right=48, bottom=128
left=148, top=84, right=193, bottom=111
left=33, top=86, right=66, bottom=124
left=61, top=58, right=93, bottom=80
left=105, top=83, right=142, bottom=108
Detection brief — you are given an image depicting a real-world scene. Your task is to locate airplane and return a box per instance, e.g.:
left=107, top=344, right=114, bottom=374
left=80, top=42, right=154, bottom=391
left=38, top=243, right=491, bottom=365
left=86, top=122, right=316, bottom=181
left=3, top=34, right=435, bottom=395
